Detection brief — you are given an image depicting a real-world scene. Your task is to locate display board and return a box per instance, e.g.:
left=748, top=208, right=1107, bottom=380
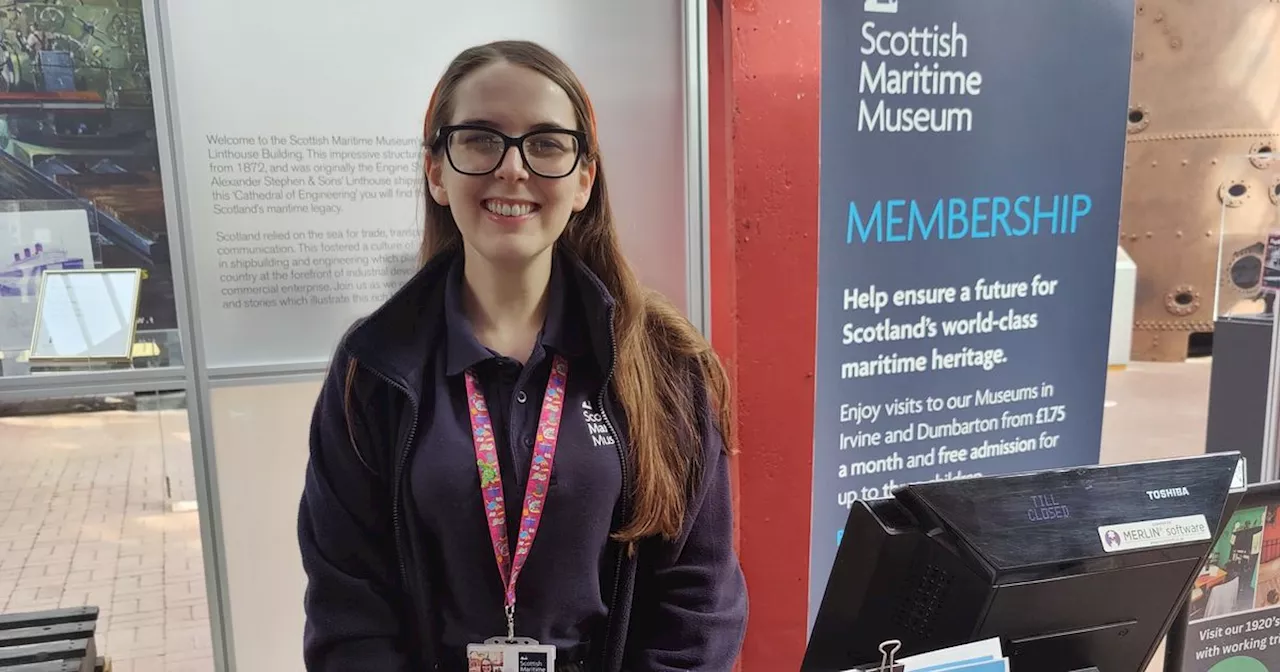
left=30, top=269, right=142, bottom=361
left=1173, top=482, right=1280, bottom=672
left=810, top=0, right=1135, bottom=625
left=160, top=0, right=692, bottom=370
left=1212, top=154, right=1280, bottom=321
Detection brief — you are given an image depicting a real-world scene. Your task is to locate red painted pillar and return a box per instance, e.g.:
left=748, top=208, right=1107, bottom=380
left=708, top=1, right=822, bottom=670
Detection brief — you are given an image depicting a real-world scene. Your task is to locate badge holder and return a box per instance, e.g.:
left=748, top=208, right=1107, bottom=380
left=466, top=637, right=556, bottom=672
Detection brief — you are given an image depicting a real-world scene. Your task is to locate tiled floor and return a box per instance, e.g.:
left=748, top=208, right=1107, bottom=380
left=0, top=360, right=1222, bottom=671
left=0, top=396, right=213, bottom=672
left=1100, top=358, right=1215, bottom=465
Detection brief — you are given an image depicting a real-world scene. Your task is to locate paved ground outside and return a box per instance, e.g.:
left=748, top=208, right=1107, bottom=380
left=0, top=392, right=212, bottom=672
left=0, top=361, right=1217, bottom=671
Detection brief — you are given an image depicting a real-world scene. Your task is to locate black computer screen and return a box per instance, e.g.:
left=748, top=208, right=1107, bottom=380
left=803, top=452, right=1246, bottom=672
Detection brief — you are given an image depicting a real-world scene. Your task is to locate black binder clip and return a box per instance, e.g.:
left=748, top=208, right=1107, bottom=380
left=875, top=639, right=905, bottom=672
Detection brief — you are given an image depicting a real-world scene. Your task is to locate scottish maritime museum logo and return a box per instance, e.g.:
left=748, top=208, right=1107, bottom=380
left=855, top=0, right=981, bottom=134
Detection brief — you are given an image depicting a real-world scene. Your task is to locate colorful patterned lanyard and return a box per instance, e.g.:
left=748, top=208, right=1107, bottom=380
left=464, top=353, right=569, bottom=640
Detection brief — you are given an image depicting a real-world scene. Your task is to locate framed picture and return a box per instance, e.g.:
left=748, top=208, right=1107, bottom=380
left=28, top=268, right=142, bottom=362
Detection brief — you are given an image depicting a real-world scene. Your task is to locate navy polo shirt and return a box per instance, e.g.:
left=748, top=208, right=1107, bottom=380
left=411, top=255, right=624, bottom=661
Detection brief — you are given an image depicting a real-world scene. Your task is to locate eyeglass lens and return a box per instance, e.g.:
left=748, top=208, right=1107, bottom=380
left=447, top=129, right=581, bottom=177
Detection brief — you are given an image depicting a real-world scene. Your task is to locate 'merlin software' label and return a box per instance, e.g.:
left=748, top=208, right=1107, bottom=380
left=810, top=0, right=1134, bottom=628
left=1097, top=515, right=1213, bottom=553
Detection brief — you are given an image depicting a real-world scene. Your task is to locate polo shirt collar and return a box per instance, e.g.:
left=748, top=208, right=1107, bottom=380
left=443, top=251, right=582, bottom=376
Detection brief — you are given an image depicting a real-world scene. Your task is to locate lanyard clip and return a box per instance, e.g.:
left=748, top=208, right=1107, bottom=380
left=505, top=603, right=516, bottom=640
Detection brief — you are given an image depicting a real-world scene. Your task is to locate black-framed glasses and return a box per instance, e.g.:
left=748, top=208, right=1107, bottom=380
left=435, top=124, right=588, bottom=179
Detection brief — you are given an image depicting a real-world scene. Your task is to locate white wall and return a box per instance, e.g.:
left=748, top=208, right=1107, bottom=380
left=208, top=381, right=318, bottom=672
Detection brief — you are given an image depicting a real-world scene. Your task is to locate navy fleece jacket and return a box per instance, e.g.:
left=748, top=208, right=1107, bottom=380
left=297, top=247, right=749, bottom=671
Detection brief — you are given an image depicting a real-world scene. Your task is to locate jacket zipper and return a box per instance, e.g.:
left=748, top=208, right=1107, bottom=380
left=595, top=308, right=629, bottom=671
left=349, top=353, right=420, bottom=609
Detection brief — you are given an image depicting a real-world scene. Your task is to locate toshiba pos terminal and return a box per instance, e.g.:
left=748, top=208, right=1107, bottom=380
left=802, top=452, right=1247, bottom=672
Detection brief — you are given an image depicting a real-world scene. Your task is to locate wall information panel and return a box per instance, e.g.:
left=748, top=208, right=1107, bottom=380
left=160, top=0, right=691, bottom=369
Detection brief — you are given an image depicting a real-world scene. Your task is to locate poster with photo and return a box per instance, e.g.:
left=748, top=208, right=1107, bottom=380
left=0, top=207, right=95, bottom=352
left=0, top=0, right=176, bottom=336
left=1181, top=502, right=1280, bottom=671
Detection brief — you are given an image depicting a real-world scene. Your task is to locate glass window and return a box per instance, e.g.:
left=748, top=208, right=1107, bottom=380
left=0, top=0, right=182, bottom=380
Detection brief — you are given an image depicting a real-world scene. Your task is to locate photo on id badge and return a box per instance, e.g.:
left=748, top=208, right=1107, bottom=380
left=468, top=638, right=555, bottom=672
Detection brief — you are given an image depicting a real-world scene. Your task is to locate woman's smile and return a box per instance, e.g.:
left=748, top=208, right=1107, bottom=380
left=483, top=197, right=540, bottom=224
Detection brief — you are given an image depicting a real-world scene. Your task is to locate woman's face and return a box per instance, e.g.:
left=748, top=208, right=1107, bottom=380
left=480, top=658, right=494, bottom=672
left=428, top=60, right=596, bottom=268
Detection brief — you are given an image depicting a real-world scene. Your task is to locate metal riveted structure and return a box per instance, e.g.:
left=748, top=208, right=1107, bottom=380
left=1120, top=0, right=1280, bottom=362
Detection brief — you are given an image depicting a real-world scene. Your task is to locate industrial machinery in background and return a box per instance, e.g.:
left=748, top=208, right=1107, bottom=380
left=1121, top=0, right=1280, bottom=362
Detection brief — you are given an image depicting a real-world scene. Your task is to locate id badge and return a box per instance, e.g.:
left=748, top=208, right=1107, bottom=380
left=466, top=637, right=556, bottom=672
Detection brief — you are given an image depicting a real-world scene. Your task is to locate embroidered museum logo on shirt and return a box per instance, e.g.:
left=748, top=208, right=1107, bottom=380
left=581, top=400, right=615, bottom=447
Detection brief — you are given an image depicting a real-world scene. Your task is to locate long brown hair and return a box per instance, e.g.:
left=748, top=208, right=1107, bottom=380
left=417, top=40, right=736, bottom=543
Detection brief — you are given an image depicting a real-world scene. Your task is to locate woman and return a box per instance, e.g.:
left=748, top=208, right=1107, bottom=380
left=298, top=40, right=748, bottom=672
